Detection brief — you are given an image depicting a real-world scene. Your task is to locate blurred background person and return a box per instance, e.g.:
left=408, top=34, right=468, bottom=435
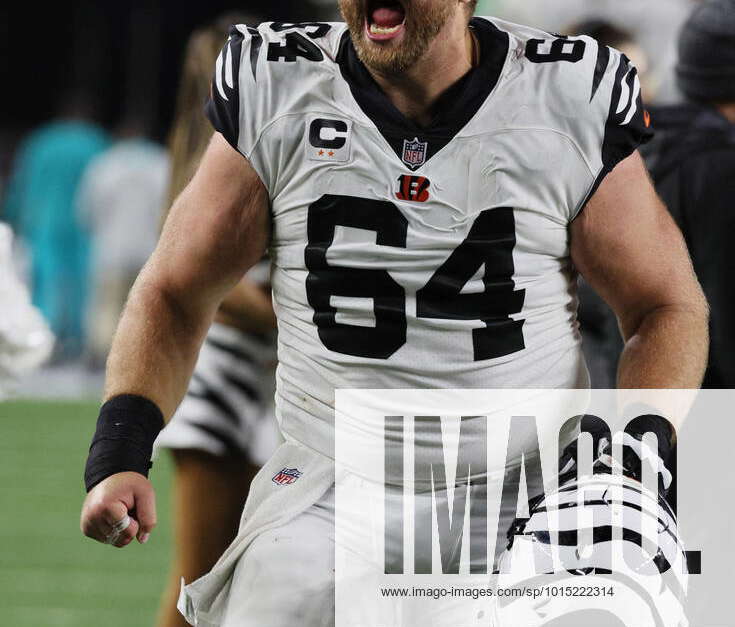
left=77, top=116, right=168, bottom=367
left=152, top=13, right=281, bottom=627
left=0, top=222, right=54, bottom=398
left=478, top=0, right=694, bottom=103
left=642, top=0, right=735, bottom=388
left=2, top=91, right=109, bottom=361
left=565, top=19, right=655, bottom=101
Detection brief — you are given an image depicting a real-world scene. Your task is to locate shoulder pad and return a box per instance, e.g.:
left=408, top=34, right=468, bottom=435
left=206, top=22, right=346, bottom=156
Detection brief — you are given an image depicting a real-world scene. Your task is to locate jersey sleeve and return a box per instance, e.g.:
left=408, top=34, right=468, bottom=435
left=205, top=24, right=260, bottom=157
left=600, top=49, right=653, bottom=169
left=203, top=21, right=344, bottom=195
left=576, top=46, right=654, bottom=214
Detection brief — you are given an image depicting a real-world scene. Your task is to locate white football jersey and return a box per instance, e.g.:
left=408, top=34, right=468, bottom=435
left=206, top=18, right=652, bottom=456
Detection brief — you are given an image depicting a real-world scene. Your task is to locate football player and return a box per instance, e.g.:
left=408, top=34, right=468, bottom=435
left=81, top=1, right=708, bottom=625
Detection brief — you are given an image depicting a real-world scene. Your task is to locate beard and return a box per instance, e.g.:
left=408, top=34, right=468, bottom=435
left=338, top=0, right=455, bottom=75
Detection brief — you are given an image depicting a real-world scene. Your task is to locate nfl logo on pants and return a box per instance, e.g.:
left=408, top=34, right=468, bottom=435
left=402, top=137, right=428, bottom=169
left=272, top=467, right=302, bottom=486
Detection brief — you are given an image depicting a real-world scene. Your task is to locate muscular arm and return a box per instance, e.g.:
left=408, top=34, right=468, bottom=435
left=104, top=133, right=270, bottom=418
left=571, top=152, right=709, bottom=391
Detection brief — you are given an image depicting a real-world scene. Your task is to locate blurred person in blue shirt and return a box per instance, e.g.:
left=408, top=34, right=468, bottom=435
left=77, top=116, right=169, bottom=367
left=2, top=90, right=109, bottom=360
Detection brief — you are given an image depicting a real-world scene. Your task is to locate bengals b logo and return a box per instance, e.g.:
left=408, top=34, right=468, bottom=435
left=395, top=175, right=430, bottom=202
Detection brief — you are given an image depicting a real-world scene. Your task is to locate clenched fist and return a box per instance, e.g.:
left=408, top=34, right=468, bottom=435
left=81, top=471, right=157, bottom=548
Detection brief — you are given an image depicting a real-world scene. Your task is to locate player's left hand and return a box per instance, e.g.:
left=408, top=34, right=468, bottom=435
left=80, top=471, right=157, bottom=548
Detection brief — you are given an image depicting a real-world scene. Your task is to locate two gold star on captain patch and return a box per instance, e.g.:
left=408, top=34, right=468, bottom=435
left=306, top=116, right=353, bottom=163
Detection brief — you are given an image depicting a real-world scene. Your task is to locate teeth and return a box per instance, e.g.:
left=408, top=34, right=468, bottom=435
left=369, top=23, right=402, bottom=35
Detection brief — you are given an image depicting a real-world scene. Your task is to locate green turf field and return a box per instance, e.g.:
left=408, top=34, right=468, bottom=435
left=0, top=401, right=174, bottom=626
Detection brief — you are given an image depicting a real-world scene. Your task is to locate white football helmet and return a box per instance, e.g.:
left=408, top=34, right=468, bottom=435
left=493, top=473, right=689, bottom=627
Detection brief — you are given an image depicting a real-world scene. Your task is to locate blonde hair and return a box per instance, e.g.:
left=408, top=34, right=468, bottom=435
left=164, top=13, right=255, bottom=215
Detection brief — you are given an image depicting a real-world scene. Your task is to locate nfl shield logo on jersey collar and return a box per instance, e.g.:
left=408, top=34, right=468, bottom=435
left=402, top=137, right=428, bottom=170
left=272, top=467, right=302, bottom=485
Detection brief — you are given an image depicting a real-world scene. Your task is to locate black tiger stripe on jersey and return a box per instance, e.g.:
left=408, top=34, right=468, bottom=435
left=206, top=25, right=246, bottom=153
left=188, top=373, right=240, bottom=425
left=611, top=57, right=639, bottom=127
left=205, top=335, right=257, bottom=365
left=599, top=53, right=653, bottom=173
left=247, top=27, right=263, bottom=81
left=223, top=372, right=261, bottom=403
left=590, top=43, right=611, bottom=102
left=192, top=422, right=246, bottom=458
left=575, top=52, right=654, bottom=216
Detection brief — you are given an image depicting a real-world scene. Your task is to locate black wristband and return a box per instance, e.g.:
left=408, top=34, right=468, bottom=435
left=84, top=394, right=165, bottom=492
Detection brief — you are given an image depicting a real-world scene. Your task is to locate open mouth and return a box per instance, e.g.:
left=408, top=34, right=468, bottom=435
left=365, top=0, right=406, bottom=41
